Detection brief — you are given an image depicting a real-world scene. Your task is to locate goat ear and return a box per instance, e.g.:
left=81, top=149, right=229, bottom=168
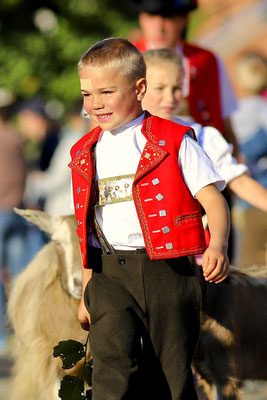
left=14, top=207, right=57, bottom=235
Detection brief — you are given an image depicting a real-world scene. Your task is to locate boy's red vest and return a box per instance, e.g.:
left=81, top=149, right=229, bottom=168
left=69, top=113, right=206, bottom=268
left=134, top=39, right=225, bottom=135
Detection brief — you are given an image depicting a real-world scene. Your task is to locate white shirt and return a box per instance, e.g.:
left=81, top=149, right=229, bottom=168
left=175, top=116, right=248, bottom=184
left=93, top=113, right=224, bottom=250
left=230, top=96, right=267, bottom=143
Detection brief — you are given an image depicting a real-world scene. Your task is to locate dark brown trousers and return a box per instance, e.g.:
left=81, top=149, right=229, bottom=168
left=84, top=249, right=201, bottom=400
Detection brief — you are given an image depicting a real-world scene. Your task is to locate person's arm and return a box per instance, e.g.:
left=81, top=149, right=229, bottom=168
left=196, top=184, right=230, bottom=284
left=78, top=267, right=92, bottom=331
left=223, top=117, right=240, bottom=160
left=228, top=173, right=267, bottom=212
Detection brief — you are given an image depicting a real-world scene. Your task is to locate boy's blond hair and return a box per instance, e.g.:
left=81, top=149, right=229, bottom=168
left=234, top=53, right=267, bottom=95
left=143, top=48, right=185, bottom=78
left=78, top=37, right=146, bottom=83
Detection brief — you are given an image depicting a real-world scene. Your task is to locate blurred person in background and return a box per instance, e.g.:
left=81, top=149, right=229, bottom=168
left=24, top=101, right=88, bottom=216
left=0, top=91, right=27, bottom=353
left=231, top=52, right=267, bottom=267
left=16, top=98, right=60, bottom=264
left=131, top=0, right=240, bottom=158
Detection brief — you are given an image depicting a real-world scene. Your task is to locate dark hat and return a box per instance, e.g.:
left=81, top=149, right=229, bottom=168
left=16, top=97, right=47, bottom=119
left=132, top=0, right=198, bottom=16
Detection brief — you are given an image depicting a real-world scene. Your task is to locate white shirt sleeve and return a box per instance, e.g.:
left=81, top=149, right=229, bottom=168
left=179, top=135, right=225, bottom=197
left=217, top=57, right=238, bottom=118
left=201, top=126, right=248, bottom=184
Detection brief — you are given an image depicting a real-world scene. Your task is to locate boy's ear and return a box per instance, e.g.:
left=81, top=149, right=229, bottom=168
left=135, top=78, right=147, bottom=101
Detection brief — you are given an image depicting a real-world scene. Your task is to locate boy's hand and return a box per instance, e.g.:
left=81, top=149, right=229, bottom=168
left=202, top=245, right=229, bottom=284
left=78, top=296, right=91, bottom=331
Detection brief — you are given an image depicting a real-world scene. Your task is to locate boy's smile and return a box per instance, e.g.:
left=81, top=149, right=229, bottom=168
left=80, top=66, right=146, bottom=131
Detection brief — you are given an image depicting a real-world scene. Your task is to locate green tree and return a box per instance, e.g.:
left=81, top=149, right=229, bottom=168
left=0, top=0, right=138, bottom=112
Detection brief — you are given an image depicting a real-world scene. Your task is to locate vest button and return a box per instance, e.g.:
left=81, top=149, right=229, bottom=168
left=118, top=257, right=126, bottom=265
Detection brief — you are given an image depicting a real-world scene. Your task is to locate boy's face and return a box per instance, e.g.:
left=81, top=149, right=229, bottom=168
left=80, top=66, right=146, bottom=131
left=142, top=61, right=183, bottom=121
left=139, top=12, right=188, bottom=49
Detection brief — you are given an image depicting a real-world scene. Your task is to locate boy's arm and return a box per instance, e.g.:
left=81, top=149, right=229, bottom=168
left=196, top=184, right=230, bottom=284
left=228, top=173, right=267, bottom=212
left=78, top=267, right=92, bottom=331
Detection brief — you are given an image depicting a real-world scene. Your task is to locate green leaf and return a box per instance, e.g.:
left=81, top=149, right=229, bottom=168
left=53, top=340, right=85, bottom=369
left=83, top=359, right=93, bottom=386
left=58, top=375, right=85, bottom=400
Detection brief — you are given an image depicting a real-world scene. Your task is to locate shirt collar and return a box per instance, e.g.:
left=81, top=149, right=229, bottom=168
left=108, top=112, right=145, bottom=135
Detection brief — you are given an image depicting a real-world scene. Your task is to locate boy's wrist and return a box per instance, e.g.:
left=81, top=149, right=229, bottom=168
left=208, top=240, right=228, bottom=253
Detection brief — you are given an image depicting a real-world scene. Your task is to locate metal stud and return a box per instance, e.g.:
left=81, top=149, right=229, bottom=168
left=155, top=193, right=164, bottom=201
left=162, top=226, right=170, bottom=234
left=166, top=243, right=173, bottom=250
left=152, top=178, right=160, bottom=185
left=76, top=203, right=80, bottom=209
left=77, top=187, right=81, bottom=194
left=159, top=140, right=165, bottom=146
left=159, top=210, right=167, bottom=217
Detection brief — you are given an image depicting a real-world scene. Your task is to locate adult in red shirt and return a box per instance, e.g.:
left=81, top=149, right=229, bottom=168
left=132, top=0, right=240, bottom=157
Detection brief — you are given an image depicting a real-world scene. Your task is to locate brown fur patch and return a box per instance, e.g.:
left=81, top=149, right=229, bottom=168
left=201, top=314, right=234, bottom=346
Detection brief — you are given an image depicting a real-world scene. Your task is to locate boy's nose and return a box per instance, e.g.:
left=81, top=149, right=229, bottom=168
left=92, top=95, right=104, bottom=109
left=165, top=89, right=175, bottom=103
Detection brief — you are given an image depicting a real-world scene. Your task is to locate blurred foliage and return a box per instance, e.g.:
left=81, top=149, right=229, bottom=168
left=0, top=0, right=138, bottom=112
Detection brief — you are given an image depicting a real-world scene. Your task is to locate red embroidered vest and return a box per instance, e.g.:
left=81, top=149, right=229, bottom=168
left=134, top=38, right=224, bottom=134
left=69, top=113, right=206, bottom=268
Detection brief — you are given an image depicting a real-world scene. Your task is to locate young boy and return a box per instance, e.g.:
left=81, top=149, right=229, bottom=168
left=69, top=38, right=230, bottom=400
left=142, top=48, right=267, bottom=212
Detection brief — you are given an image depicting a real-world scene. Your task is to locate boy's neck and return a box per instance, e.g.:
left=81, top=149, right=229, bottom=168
left=108, top=111, right=145, bottom=134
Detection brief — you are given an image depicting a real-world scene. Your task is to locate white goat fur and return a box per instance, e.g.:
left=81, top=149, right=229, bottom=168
left=8, top=209, right=87, bottom=400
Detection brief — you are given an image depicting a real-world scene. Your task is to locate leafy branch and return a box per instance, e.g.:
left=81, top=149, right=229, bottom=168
left=53, top=334, right=93, bottom=399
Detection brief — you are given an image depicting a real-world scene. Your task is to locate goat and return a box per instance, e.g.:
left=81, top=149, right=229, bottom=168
left=193, top=263, right=267, bottom=400
left=8, top=208, right=87, bottom=400
left=8, top=209, right=267, bottom=400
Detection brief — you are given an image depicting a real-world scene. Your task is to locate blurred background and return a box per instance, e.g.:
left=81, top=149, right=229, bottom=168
left=0, top=0, right=266, bottom=398
left=0, top=0, right=266, bottom=108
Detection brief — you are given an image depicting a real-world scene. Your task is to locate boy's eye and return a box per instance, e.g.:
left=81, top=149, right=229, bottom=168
left=154, top=87, right=164, bottom=91
left=102, top=90, right=113, bottom=95
left=82, top=93, right=91, bottom=97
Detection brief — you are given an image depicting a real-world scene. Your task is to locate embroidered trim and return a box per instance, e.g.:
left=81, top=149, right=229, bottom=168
left=133, top=184, right=154, bottom=255
left=143, top=113, right=157, bottom=143
left=69, top=148, right=92, bottom=182
left=174, top=212, right=202, bottom=227
left=134, top=142, right=167, bottom=181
